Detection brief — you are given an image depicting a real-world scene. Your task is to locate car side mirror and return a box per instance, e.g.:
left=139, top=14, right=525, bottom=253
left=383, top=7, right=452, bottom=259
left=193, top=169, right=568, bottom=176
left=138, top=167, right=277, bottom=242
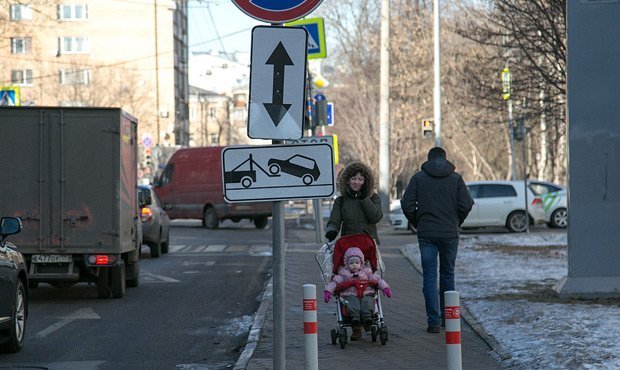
left=0, top=216, right=23, bottom=236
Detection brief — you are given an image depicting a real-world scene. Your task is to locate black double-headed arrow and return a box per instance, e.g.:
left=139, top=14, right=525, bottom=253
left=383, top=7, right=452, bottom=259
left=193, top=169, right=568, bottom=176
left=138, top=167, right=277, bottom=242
left=263, top=42, right=293, bottom=127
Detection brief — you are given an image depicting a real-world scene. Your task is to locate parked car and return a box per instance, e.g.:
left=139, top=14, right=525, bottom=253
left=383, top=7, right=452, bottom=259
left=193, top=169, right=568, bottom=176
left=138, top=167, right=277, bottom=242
left=528, top=180, right=568, bottom=229
left=0, top=216, right=27, bottom=353
left=139, top=185, right=170, bottom=258
left=463, top=180, right=546, bottom=232
left=389, top=199, right=415, bottom=233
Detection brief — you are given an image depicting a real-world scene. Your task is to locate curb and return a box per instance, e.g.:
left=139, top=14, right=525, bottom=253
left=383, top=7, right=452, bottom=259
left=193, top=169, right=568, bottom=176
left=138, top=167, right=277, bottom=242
left=399, top=244, right=512, bottom=362
left=234, top=276, right=273, bottom=370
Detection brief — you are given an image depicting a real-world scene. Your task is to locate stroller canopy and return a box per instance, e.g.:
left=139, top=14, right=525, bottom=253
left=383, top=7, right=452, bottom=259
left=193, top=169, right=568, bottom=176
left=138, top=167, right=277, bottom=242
left=332, top=233, right=379, bottom=274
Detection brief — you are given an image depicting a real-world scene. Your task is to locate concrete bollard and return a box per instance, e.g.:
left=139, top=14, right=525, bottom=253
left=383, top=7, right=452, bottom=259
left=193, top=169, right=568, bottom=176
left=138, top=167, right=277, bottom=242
left=303, top=284, right=318, bottom=370
left=444, top=291, right=462, bottom=370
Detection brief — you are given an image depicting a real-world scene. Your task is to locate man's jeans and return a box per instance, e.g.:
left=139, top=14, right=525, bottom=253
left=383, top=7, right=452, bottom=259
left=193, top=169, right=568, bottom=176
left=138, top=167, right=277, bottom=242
left=418, top=238, right=459, bottom=327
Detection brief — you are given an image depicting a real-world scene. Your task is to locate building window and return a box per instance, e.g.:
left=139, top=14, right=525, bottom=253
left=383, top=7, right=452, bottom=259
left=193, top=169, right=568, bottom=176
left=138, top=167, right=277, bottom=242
left=11, top=69, right=33, bottom=85
left=210, top=133, right=218, bottom=145
left=208, top=107, right=216, bottom=119
left=59, top=37, right=89, bottom=54
left=10, top=4, right=33, bottom=20
left=10, top=37, right=32, bottom=54
left=59, top=69, right=90, bottom=85
left=57, top=4, right=88, bottom=20
left=189, top=107, right=195, bottom=120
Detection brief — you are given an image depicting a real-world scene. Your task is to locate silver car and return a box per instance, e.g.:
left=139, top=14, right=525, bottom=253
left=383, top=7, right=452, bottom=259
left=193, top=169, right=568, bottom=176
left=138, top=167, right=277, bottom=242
left=463, top=180, right=546, bottom=232
left=528, top=180, right=568, bottom=228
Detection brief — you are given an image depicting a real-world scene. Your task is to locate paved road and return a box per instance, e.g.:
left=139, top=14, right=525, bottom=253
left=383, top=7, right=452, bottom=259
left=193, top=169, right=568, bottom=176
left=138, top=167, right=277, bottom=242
left=1, top=219, right=278, bottom=370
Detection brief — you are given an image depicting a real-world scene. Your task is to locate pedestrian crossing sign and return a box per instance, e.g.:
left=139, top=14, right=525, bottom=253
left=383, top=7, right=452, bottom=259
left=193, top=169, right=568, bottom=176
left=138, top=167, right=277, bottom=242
left=286, top=17, right=326, bottom=59
left=0, top=86, right=20, bottom=106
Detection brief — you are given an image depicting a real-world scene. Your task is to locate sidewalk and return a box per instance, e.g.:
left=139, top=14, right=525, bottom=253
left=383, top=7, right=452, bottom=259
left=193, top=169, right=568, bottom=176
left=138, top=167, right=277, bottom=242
left=237, top=224, right=503, bottom=369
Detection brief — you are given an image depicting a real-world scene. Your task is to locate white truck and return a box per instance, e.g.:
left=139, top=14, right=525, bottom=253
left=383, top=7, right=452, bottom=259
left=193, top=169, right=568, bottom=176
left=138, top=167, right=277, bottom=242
left=0, top=107, right=142, bottom=298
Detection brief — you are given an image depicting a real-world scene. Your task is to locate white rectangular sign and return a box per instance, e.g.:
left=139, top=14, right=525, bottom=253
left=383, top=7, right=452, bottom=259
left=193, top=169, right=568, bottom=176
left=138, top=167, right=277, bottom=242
left=248, top=26, right=308, bottom=140
left=222, top=143, right=335, bottom=202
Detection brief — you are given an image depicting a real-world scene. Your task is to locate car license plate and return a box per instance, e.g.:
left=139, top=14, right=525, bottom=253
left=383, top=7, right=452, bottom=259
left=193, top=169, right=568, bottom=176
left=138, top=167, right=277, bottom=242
left=31, top=254, right=73, bottom=263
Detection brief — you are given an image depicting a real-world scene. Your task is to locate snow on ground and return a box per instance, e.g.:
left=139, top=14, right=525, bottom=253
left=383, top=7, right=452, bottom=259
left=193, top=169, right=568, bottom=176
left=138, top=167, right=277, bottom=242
left=402, top=231, right=620, bottom=370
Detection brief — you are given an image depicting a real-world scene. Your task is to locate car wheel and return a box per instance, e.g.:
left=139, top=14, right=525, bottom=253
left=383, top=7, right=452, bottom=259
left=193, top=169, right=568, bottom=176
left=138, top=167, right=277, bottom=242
left=150, top=235, right=162, bottom=258
left=302, top=174, right=314, bottom=185
left=241, top=176, right=253, bottom=188
left=254, top=216, right=268, bottom=229
left=549, top=208, right=568, bottom=228
left=203, top=207, right=219, bottom=229
left=126, top=260, right=140, bottom=288
left=97, top=268, right=111, bottom=298
left=269, top=163, right=281, bottom=175
left=111, top=261, right=126, bottom=299
left=506, top=210, right=527, bottom=232
left=2, top=279, right=26, bottom=353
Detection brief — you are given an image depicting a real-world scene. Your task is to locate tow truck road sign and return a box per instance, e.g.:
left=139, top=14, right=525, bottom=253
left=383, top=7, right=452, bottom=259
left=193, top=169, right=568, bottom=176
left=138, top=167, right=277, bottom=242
left=248, top=26, right=308, bottom=140
left=232, top=0, right=324, bottom=23
left=222, top=143, right=335, bottom=202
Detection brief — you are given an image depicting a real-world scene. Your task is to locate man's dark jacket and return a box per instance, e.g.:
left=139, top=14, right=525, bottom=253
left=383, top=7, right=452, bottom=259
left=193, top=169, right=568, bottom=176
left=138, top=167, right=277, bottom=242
left=400, top=158, right=474, bottom=239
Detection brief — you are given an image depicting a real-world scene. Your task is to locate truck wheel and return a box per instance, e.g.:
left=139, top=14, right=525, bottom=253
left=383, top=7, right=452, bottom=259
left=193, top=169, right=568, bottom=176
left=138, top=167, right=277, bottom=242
left=111, top=261, right=126, bottom=298
left=203, top=207, right=219, bottom=229
left=97, top=268, right=111, bottom=298
left=126, top=260, right=140, bottom=288
left=253, top=216, right=268, bottom=229
left=2, top=280, right=26, bottom=353
left=150, top=238, right=162, bottom=258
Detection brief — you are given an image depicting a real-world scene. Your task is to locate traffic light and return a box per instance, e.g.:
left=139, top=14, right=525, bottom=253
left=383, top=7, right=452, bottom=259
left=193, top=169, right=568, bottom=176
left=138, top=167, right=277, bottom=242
left=144, top=148, right=152, bottom=166
left=422, top=119, right=434, bottom=139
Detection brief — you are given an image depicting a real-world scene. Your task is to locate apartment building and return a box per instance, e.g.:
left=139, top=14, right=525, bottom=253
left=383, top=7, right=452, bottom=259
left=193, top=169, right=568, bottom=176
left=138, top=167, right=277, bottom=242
left=0, top=0, right=188, bottom=152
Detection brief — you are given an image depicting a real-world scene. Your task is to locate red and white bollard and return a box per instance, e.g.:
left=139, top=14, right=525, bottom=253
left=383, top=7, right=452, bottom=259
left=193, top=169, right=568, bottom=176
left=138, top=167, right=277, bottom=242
left=303, top=284, right=318, bottom=370
left=444, top=291, right=462, bottom=370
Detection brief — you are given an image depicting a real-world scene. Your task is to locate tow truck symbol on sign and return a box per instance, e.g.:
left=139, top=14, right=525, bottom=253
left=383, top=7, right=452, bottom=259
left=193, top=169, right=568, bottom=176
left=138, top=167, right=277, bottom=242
left=224, top=154, right=321, bottom=188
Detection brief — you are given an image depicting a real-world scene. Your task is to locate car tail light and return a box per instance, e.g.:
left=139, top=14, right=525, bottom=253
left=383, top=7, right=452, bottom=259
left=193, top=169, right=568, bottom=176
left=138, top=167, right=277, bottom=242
left=532, top=197, right=543, bottom=206
left=141, top=207, right=153, bottom=221
left=87, top=254, right=117, bottom=265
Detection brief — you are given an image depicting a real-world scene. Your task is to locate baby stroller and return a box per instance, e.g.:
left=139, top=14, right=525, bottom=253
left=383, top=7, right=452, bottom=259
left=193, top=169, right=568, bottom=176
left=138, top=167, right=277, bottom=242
left=316, top=233, right=389, bottom=349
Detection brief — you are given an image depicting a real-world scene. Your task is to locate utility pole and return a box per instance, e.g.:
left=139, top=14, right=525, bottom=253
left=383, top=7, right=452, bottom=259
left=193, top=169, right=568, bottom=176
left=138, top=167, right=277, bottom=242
left=433, top=0, right=442, bottom=147
left=379, top=0, right=390, bottom=211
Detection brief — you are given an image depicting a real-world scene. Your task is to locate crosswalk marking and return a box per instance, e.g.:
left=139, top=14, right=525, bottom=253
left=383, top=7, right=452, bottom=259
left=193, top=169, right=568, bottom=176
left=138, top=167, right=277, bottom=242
left=205, top=244, right=226, bottom=252
left=167, top=244, right=273, bottom=255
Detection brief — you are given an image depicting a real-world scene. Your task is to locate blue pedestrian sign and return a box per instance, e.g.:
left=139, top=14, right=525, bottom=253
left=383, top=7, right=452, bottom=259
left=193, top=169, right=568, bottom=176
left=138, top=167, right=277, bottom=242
left=232, top=0, right=324, bottom=23
left=327, top=102, right=334, bottom=126
left=286, top=17, right=326, bottom=59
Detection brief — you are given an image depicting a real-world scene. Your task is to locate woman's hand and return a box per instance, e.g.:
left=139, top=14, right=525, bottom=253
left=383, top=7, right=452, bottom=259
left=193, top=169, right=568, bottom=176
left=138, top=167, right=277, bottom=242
left=324, top=290, right=332, bottom=303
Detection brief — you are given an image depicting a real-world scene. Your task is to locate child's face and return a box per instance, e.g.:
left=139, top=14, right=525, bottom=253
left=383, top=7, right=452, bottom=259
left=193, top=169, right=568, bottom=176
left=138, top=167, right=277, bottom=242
left=348, top=258, right=361, bottom=273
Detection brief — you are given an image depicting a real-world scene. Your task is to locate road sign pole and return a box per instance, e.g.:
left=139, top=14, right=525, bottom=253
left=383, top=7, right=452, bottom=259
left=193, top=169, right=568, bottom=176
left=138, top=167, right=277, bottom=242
left=272, top=139, right=286, bottom=370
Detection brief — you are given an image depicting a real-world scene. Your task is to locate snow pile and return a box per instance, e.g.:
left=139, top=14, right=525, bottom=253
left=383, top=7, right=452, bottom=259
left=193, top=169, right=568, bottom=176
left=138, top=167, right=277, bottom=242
left=403, top=232, right=620, bottom=369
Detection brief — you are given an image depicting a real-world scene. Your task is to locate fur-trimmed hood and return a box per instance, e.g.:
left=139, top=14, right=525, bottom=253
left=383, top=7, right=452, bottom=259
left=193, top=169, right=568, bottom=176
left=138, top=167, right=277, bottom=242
left=337, top=161, right=376, bottom=197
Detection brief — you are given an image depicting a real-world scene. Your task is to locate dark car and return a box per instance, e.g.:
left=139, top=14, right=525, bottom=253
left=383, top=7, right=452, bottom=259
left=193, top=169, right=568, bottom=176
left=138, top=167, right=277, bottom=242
left=0, top=216, right=27, bottom=353
left=268, top=154, right=321, bottom=185
left=138, top=185, right=170, bottom=258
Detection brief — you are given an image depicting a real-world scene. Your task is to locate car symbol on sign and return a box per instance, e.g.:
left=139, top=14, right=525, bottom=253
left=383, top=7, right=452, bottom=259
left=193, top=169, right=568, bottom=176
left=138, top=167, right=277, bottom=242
left=268, top=154, right=320, bottom=185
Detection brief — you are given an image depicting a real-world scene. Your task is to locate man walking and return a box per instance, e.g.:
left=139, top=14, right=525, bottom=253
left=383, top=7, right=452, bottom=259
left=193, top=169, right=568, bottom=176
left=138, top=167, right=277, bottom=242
left=401, top=147, right=474, bottom=333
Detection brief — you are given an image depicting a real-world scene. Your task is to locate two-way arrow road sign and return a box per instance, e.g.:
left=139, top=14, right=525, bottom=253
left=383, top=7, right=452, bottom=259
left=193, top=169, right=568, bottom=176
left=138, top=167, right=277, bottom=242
left=248, top=26, right=308, bottom=140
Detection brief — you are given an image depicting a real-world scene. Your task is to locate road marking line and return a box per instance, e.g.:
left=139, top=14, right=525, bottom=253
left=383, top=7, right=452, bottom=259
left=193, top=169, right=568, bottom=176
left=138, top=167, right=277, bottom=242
left=35, top=308, right=100, bottom=338
left=205, top=245, right=226, bottom=252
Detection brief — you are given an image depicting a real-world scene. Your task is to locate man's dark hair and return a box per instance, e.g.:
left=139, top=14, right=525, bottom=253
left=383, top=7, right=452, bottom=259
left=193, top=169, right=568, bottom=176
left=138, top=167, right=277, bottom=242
left=427, top=147, right=446, bottom=160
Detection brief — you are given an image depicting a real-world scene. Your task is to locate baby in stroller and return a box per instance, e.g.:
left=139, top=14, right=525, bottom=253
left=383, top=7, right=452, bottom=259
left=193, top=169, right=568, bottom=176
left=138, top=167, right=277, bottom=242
left=324, top=246, right=392, bottom=341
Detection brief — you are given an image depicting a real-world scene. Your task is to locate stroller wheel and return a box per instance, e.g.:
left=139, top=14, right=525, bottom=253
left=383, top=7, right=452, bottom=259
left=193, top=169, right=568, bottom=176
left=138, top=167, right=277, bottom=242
left=380, top=326, right=388, bottom=345
left=339, top=328, right=347, bottom=349
left=330, top=329, right=337, bottom=345
left=371, top=325, right=378, bottom=342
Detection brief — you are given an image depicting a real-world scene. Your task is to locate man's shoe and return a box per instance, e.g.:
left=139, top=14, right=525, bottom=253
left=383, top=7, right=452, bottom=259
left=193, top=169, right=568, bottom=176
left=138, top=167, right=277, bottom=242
left=350, top=326, right=363, bottom=341
left=427, top=326, right=440, bottom=333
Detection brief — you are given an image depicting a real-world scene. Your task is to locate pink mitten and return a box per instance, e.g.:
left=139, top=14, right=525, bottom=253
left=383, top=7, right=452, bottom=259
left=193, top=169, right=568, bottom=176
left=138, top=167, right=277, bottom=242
left=382, top=287, right=392, bottom=298
left=324, top=290, right=332, bottom=303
